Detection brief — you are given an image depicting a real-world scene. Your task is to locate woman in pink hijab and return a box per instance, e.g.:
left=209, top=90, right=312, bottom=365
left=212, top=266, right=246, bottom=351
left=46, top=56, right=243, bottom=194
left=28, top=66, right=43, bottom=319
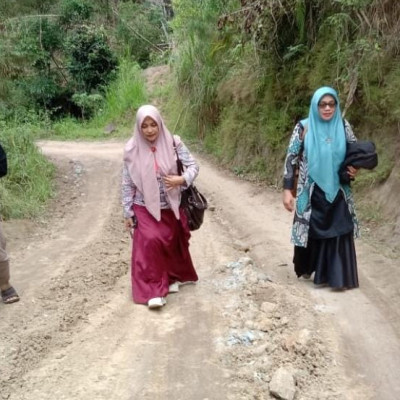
left=122, top=105, right=199, bottom=309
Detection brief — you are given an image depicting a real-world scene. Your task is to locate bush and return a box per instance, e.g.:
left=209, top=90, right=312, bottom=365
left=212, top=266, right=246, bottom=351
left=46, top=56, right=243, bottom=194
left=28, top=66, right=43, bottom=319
left=59, top=0, right=93, bottom=26
left=72, top=93, right=104, bottom=120
left=66, top=26, right=118, bottom=92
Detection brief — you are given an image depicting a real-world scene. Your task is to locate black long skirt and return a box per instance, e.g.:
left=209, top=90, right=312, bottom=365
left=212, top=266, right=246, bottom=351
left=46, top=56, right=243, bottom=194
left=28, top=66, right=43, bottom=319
left=293, top=185, right=359, bottom=289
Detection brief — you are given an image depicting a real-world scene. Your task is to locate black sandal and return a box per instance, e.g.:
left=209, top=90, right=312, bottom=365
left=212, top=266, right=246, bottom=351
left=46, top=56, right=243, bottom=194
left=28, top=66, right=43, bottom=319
left=1, top=286, right=20, bottom=304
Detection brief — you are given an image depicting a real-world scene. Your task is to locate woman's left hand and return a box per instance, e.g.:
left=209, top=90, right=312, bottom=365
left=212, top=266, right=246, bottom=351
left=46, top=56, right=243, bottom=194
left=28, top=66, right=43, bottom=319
left=283, top=189, right=295, bottom=212
left=163, top=175, right=185, bottom=190
left=347, top=166, right=359, bottom=180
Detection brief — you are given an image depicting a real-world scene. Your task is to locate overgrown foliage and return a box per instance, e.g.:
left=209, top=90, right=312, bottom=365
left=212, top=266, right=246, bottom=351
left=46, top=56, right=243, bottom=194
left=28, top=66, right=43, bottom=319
left=169, top=0, right=399, bottom=186
left=115, top=2, right=169, bottom=68
left=66, top=26, right=117, bottom=94
left=0, top=0, right=168, bottom=120
left=49, top=59, right=147, bottom=139
left=0, top=1, right=117, bottom=119
left=2, top=0, right=398, bottom=221
left=0, top=0, right=166, bottom=219
left=0, top=56, right=146, bottom=218
left=0, top=122, right=54, bottom=219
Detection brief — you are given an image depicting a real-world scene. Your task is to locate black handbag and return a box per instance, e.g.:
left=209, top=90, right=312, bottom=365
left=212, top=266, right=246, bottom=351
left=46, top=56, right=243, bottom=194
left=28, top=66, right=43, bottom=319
left=173, top=138, right=207, bottom=231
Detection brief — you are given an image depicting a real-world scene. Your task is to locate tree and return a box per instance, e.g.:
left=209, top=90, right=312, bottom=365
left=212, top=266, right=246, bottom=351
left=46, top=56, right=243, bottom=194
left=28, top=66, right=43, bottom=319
left=66, top=26, right=117, bottom=92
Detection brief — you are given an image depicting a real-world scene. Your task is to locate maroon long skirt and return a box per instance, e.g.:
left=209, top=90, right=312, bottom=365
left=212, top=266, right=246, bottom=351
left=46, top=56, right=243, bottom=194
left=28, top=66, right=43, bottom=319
left=131, top=204, right=198, bottom=304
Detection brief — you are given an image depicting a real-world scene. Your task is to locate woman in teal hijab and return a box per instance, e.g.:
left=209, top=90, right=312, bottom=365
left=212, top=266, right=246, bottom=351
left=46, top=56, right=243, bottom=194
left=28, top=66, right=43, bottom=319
left=282, top=86, right=360, bottom=289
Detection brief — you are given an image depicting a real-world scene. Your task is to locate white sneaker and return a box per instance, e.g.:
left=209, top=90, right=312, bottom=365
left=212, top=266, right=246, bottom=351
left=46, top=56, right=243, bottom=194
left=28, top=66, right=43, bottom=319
left=168, top=282, right=180, bottom=293
left=148, top=297, right=167, bottom=309
left=179, top=281, right=197, bottom=286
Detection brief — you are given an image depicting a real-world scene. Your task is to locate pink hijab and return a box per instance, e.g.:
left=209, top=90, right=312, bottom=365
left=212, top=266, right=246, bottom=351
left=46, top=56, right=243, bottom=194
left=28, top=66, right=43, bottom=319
left=123, top=105, right=180, bottom=221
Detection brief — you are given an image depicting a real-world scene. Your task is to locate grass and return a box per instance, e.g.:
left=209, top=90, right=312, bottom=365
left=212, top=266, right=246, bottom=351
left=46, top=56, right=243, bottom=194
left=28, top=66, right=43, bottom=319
left=0, top=123, right=54, bottom=219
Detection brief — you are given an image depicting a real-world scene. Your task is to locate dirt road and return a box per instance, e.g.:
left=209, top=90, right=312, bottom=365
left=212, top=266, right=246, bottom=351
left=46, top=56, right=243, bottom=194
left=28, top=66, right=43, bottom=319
left=0, top=138, right=399, bottom=399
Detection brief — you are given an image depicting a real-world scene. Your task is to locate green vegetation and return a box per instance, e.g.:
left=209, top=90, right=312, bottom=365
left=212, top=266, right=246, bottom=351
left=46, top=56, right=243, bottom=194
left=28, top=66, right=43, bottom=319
left=49, top=60, right=147, bottom=139
left=1, top=1, right=117, bottom=120
left=115, top=1, right=169, bottom=67
left=0, top=0, right=399, bottom=223
left=0, top=55, right=147, bottom=219
left=0, top=0, right=161, bottom=218
left=0, top=0, right=168, bottom=121
left=0, top=122, right=54, bottom=219
left=168, top=0, right=400, bottom=184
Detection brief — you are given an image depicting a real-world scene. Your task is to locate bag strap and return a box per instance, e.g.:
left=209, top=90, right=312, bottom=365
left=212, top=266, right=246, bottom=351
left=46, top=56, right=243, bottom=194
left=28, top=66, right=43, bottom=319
left=298, top=122, right=307, bottom=141
left=172, top=137, right=184, bottom=176
left=297, top=122, right=307, bottom=159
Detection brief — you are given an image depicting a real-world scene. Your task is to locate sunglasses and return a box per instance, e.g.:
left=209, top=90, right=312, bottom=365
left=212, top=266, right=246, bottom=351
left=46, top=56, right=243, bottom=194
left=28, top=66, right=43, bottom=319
left=318, top=101, right=336, bottom=109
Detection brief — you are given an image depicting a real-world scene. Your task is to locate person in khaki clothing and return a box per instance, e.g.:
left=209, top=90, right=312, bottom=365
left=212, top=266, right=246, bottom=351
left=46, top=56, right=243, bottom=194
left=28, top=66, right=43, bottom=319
left=0, top=220, right=19, bottom=304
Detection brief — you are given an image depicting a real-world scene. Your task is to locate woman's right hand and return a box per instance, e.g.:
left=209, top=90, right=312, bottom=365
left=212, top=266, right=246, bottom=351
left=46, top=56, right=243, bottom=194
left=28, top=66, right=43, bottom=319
left=125, top=216, right=138, bottom=238
left=125, top=218, right=133, bottom=230
left=124, top=216, right=137, bottom=230
left=283, top=189, right=295, bottom=212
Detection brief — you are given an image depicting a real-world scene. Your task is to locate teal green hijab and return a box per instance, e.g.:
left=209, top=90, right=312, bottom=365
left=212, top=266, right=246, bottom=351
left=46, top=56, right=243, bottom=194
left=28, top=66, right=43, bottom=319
left=301, top=86, right=346, bottom=203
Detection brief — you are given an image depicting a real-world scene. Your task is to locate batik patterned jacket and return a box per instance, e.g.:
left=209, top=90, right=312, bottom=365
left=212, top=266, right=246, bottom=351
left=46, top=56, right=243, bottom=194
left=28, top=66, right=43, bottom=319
left=283, top=120, right=360, bottom=247
left=122, top=136, right=199, bottom=218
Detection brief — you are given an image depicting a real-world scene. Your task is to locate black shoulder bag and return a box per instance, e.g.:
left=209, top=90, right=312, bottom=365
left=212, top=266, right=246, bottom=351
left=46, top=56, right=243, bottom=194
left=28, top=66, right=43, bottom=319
left=173, top=139, right=207, bottom=231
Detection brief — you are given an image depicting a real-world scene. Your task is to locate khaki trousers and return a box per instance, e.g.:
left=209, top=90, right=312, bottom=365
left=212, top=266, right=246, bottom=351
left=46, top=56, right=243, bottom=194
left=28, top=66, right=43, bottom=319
left=0, top=222, right=10, bottom=286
